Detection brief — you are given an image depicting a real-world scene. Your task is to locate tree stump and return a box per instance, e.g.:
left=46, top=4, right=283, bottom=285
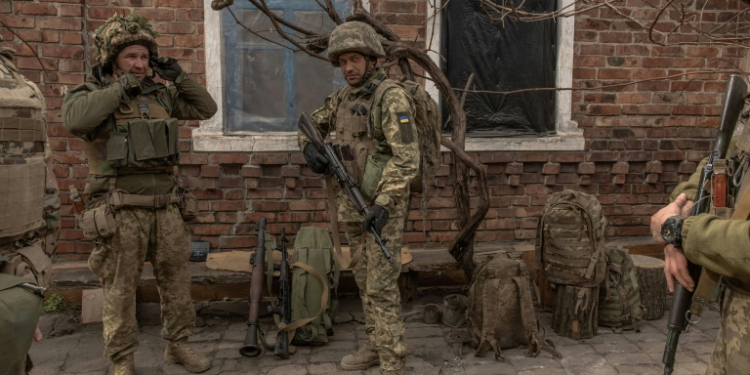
left=631, top=255, right=667, bottom=320
left=552, top=284, right=599, bottom=339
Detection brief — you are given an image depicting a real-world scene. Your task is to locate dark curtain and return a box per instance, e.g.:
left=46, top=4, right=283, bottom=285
left=443, top=0, right=557, bottom=137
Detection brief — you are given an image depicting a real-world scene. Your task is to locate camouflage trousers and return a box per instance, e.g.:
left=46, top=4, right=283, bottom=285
left=706, top=287, right=750, bottom=375
left=343, top=200, right=407, bottom=373
left=88, top=204, right=195, bottom=363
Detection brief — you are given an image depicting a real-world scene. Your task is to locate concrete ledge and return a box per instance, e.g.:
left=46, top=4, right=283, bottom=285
left=49, top=237, right=657, bottom=306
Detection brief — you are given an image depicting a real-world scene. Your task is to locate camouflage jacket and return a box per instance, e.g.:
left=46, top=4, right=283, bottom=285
left=298, top=68, right=419, bottom=215
left=670, top=139, right=750, bottom=292
left=62, top=70, right=217, bottom=195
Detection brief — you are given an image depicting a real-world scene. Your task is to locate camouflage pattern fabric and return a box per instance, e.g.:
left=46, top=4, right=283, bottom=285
left=705, top=288, right=750, bottom=375
left=87, top=204, right=194, bottom=362
left=93, top=14, right=158, bottom=65
left=345, top=214, right=406, bottom=372
left=327, top=21, right=385, bottom=67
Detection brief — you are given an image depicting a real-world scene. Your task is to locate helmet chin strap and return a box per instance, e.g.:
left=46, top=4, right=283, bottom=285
left=350, top=58, right=377, bottom=87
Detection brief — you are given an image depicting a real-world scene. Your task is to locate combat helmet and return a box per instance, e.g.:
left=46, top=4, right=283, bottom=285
left=327, top=21, right=385, bottom=67
left=93, top=14, right=158, bottom=66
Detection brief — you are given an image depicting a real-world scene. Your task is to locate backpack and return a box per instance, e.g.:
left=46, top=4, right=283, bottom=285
left=467, top=255, right=542, bottom=360
left=536, top=189, right=607, bottom=288
left=367, top=78, right=442, bottom=193
left=598, top=246, right=644, bottom=333
left=289, top=226, right=340, bottom=346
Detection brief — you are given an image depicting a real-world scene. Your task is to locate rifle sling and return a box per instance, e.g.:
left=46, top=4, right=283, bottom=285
left=688, top=182, right=750, bottom=319
left=326, top=176, right=358, bottom=269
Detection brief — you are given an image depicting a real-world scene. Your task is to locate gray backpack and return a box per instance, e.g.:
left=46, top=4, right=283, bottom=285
left=598, top=246, right=644, bottom=332
left=536, top=190, right=607, bottom=287
left=467, top=255, right=541, bottom=360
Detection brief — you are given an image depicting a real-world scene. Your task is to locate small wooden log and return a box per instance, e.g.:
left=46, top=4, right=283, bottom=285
left=631, top=255, right=667, bottom=320
left=552, top=284, right=599, bottom=339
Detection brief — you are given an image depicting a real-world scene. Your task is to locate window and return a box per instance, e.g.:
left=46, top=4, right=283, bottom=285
left=222, top=0, right=350, bottom=133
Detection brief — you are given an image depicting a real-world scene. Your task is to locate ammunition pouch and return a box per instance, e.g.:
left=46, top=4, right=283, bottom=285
left=106, top=117, right=179, bottom=169
left=177, top=187, right=197, bottom=222
left=79, top=203, right=117, bottom=240
left=0, top=241, right=52, bottom=289
left=361, top=153, right=391, bottom=202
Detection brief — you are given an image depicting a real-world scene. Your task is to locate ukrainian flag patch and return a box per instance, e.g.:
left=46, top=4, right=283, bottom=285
left=399, top=115, right=410, bottom=123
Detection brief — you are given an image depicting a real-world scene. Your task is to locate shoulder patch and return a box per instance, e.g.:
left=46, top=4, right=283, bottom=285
left=396, top=111, right=415, bottom=143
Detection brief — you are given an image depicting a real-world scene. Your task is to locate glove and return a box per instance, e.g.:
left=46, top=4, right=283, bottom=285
left=117, top=73, right=142, bottom=98
left=363, top=204, right=389, bottom=237
left=150, top=56, right=183, bottom=82
left=303, top=143, right=329, bottom=174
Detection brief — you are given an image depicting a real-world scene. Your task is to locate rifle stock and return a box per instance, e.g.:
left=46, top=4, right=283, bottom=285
left=240, top=218, right=266, bottom=357
left=298, top=113, right=394, bottom=263
left=662, top=74, right=747, bottom=374
left=274, top=228, right=292, bottom=359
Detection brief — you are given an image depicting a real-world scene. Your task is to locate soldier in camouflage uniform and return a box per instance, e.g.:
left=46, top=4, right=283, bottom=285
left=62, top=14, right=217, bottom=375
left=651, top=138, right=750, bottom=375
left=0, top=33, right=61, bottom=375
left=298, top=21, right=419, bottom=375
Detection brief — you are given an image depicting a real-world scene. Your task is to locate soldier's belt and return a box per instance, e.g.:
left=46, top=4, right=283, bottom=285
left=108, top=191, right=180, bottom=209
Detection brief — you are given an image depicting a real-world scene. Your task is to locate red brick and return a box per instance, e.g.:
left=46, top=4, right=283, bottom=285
left=59, top=4, right=82, bottom=17
left=14, top=3, right=57, bottom=15
left=39, top=17, right=81, bottom=30
left=167, top=22, right=196, bottom=34
left=175, top=35, right=204, bottom=48
left=289, top=200, right=325, bottom=211
left=41, top=45, right=84, bottom=59
left=61, top=32, right=84, bottom=45
left=253, top=201, right=288, bottom=212
left=380, top=1, right=417, bottom=13
left=251, top=154, right=288, bottom=165
left=209, top=153, right=248, bottom=165
left=212, top=200, right=245, bottom=211
left=0, top=15, right=35, bottom=28
left=597, top=69, right=631, bottom=79
left=220, top=236, right=253, bottom=249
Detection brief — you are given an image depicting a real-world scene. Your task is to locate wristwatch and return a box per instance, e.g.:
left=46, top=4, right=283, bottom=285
left=661, top=215, right=685, bottom=249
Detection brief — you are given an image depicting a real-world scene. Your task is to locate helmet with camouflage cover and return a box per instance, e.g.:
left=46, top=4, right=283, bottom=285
left=93, top=14, right=158, bottom=66
left=327, top=21, right=385, bottom=67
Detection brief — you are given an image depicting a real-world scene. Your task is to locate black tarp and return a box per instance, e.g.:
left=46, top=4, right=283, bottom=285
left=443, top=0, right=556, bottom=137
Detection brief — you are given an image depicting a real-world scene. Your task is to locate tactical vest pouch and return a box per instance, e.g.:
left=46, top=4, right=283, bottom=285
left=79, top=203, right=117, bottom=240
left=361, top=153, right=391, bottom=202
left=106, top=131, right=128, bottom=163
left=177, top=187, right=197, bottom=222
left=0, top=242, right=52, bottom=288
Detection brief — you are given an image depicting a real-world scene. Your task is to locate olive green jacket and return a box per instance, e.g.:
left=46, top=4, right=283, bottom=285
left=670, top=140, right=750, bottom=289
left=62, top=71, right=217, bottom=195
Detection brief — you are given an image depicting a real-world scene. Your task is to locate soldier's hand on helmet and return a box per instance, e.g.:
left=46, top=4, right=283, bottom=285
left=116, top=73, right=142, bottom=98
left=303, top=143, right=329, bottom=174
left=150, top=55, right=183, bottom=82
left=364, top=204, right=388, bottom=237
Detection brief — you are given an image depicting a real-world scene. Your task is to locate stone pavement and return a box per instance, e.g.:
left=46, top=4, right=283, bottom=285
left=29, top=292, right=719, bottom=375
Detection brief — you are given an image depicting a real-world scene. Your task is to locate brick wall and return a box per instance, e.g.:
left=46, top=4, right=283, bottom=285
left=1, top=0, right=748, bottom=262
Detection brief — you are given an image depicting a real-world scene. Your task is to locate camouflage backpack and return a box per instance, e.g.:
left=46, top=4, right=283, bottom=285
left=371, top=79, right=441, bottom=193
left=467, top=254, right=541, bottom=360
left=536, top=190, right=607, bottom=287
left=598, top=246, right=644, bottom=333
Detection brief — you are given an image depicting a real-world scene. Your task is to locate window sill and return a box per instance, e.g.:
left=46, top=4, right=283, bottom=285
left=191, top=127, right=585, bottom=153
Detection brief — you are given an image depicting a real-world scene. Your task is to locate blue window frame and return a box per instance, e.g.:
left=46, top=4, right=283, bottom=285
left=221, top=0, right=350, bottom=133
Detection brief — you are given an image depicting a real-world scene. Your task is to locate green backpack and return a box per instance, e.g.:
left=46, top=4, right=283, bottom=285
left=598, top=246, right=644, bottom=333
left=289, top=226, right=340, bottom=346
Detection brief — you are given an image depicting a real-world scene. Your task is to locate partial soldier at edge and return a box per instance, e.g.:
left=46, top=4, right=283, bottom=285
left=0, top=33, right=61, bottom=375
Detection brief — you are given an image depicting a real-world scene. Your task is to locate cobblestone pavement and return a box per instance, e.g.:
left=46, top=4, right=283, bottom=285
left=29, top=294, right=719, bottom=375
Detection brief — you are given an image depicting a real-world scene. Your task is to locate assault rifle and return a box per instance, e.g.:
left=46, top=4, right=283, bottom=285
left=298, top=112, right=394, bottom=263
left=273, top=228, right=292, bottom=359
left=662, top=74, right=748, bottom=374
left=240, top=218, right=266, bottom=357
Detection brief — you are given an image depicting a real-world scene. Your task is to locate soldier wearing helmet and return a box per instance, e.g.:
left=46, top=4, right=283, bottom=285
left=298, top=21, right=418, bottom=375
left=62, top=14, right=217, bottom=375
left=0, top=33, right=61, bottom=375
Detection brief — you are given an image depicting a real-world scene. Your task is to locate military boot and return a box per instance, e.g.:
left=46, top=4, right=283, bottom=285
left=340, top=341, right=380, bottom=370
left=164, top=338, right=211, bottom=373
left=112, top=354, right=135, bottom=375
